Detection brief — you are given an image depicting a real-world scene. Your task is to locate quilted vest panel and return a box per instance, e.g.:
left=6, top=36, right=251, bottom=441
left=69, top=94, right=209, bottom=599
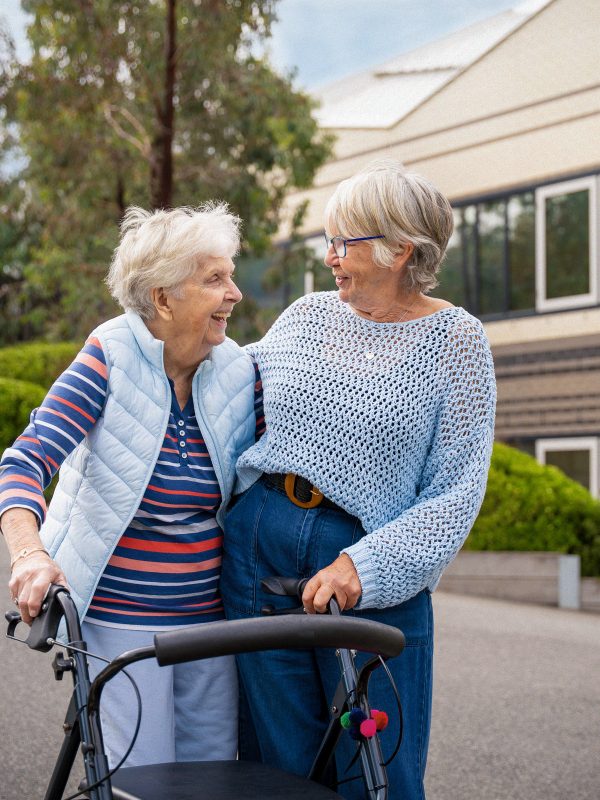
left=40, top=312, right=256, bottom=621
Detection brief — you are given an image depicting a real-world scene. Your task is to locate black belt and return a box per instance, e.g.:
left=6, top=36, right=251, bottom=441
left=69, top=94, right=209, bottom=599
left=262, top=473, right=344, bottom=512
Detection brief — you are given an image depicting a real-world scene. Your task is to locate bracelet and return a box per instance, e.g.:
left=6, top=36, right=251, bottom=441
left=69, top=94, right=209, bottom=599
left=10, top=546, right=50, bottom=570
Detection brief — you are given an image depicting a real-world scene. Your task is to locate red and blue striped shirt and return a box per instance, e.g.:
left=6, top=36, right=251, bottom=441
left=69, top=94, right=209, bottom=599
left=0, top=337, right=265, bottom=630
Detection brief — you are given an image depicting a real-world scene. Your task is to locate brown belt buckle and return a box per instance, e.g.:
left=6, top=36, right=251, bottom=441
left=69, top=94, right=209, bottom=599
left=284, top=474, right=324, bottom=509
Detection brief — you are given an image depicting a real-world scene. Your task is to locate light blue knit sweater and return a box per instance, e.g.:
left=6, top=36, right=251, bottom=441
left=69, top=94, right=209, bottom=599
left=236, top=291, right=496, bottom=609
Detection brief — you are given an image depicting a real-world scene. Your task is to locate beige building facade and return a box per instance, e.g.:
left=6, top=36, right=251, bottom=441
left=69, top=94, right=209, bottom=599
left=286, top=0, right=600, bottom=495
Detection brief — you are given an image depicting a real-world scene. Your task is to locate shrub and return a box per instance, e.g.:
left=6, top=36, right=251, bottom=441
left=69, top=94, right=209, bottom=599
left=0, top=377, right=47, bottom=452
left=0, top=342, right=79, bottom=389
left=468, top=443, right=600, bottom=577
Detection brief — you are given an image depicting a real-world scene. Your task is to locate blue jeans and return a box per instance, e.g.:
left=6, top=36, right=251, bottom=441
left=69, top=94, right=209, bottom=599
left=221, top=478, right=433, bottom=800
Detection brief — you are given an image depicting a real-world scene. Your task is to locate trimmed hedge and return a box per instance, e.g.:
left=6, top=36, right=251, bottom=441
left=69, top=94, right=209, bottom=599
left=469, top=443, right=600, bottom=577
left=0, top=341, right=79, bottom=389
left=0, top=377, right=47, bottom=452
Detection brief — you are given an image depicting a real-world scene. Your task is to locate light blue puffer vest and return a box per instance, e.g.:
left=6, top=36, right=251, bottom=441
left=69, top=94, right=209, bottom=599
left=40, top=311, right=256, bottom=622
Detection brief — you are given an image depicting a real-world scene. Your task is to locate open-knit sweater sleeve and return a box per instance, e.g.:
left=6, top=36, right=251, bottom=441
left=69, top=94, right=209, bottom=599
left=342, top=317, right=496, bottom=608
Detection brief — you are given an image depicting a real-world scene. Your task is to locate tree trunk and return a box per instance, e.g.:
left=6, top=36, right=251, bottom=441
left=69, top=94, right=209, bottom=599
left=150, top=0, right=177, bottom=209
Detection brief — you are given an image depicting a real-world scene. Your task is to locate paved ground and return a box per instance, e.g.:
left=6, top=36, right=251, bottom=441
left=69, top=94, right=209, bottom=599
left=424, top=592, right=600, bottom=800
left=0, top=543, right=598, bottom=799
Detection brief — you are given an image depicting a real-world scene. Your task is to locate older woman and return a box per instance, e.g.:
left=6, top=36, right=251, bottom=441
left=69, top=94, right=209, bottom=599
left=0, top=203, right=262, bottom=767
left=221, top=160, right=496, bottom=799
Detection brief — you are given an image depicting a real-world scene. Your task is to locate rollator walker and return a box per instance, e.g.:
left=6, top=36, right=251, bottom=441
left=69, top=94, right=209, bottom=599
left=6, top=579, right=405, bottom=800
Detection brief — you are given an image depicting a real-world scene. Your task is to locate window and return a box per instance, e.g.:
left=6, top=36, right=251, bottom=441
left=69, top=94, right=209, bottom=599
left=435, top=173, right=599, bottom=319
left=437, top=192, right=538, bottom=316
left=536, top=437, right=599, bottom=498
left=535, top=176, right=598, bottom=311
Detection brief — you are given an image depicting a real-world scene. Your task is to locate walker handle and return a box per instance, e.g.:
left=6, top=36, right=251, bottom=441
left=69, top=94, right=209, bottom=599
left=261, top=575, right=308, bottom=600
left=154, top=614, right=405, bottom=666
left=5, top=584, right=71, bottom=652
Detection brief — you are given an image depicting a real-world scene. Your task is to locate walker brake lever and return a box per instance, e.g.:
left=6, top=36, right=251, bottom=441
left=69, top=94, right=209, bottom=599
left=5, top=610, right=22, bottom=640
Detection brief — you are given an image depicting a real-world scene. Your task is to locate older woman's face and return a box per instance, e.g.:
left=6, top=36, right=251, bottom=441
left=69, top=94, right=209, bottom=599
left=169, top=256, right=242, bottom=352
left=324, top=234, right=395, bottom=314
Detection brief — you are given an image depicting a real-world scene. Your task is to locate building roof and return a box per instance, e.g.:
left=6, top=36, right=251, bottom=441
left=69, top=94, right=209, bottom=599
left=313, top=0, right=553, bottom=130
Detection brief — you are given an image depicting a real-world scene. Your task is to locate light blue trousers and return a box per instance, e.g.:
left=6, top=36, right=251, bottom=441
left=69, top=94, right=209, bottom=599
left=82, top=622, right=238, bottom=768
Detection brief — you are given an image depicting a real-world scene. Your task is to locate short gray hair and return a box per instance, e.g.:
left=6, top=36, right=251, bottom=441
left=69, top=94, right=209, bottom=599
left=107, top=203, right=242, bottom=319
left=325, top=159, right=454, bottom=293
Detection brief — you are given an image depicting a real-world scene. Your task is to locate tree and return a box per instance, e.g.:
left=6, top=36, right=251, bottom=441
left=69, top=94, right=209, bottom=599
left=1, top=0, right=332, bottom=341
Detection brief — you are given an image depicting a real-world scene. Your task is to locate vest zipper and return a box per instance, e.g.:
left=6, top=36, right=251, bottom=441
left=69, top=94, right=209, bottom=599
left=192, top=368, right=227, bottom=504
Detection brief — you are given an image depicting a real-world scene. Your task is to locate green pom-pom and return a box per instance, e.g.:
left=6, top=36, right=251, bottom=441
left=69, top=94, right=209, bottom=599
left=340, top=712, right=352, bottom=729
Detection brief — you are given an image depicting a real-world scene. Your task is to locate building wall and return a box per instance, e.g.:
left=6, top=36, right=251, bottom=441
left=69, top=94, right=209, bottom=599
left=289, top=0, right=600, bottom=234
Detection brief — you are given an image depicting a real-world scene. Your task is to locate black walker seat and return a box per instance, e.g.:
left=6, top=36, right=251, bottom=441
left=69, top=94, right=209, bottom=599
left=107, top=761, right=341, bottom=800
left=6, top=584, right=405, bottom=800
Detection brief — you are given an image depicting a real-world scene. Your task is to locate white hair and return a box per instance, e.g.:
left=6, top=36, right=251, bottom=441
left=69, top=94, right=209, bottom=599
left=325, top=159, right=454, bottom=293
left=106, top=202, right=242, bottom=319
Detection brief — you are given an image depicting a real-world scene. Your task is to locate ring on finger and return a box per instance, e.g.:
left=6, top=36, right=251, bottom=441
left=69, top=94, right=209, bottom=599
left=13, top=596, right=19, bottom=606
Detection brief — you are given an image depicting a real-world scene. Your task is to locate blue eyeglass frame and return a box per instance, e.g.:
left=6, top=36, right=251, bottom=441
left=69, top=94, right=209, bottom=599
left=323, top=233, right=385, bottom=258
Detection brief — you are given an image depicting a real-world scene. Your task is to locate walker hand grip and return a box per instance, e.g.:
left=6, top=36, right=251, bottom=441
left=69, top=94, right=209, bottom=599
left=13, top=584, right=71, bottom=652
left=261, top=576, right=308, bottom=600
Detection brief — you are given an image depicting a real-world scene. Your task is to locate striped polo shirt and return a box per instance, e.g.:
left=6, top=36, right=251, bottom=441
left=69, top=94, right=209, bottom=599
left=0, top=336, right=265, bottom=630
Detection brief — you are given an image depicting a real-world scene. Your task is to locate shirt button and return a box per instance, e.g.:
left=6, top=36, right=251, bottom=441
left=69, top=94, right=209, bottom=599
left=181, top=453, right=188, bottom=459
left=180, top=441, right=186, bottom=448
left=178, top=420, right=184, bottom=427
left=179, top=430, right=185, bottom=436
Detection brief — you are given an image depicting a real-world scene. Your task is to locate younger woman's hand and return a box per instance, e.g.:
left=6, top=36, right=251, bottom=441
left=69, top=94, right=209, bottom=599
left=302, top=554, right=362, bottom=614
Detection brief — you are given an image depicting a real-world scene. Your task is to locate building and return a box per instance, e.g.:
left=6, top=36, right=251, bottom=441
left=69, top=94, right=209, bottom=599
left=284, top=0, right=600, bottom=497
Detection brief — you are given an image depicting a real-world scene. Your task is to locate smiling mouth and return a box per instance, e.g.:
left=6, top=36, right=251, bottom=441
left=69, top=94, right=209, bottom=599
left=211, top=312, right=231, bottom=323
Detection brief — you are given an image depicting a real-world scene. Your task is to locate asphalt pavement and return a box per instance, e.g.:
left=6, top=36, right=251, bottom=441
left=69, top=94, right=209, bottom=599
left=0, top=543, right=598, bottom=799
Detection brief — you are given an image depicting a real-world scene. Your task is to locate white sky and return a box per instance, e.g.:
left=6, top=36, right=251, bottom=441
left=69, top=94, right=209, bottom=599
left=3, top=0, right=521, bottom=88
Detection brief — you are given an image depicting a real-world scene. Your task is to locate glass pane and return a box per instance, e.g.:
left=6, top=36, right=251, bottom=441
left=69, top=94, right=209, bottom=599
left=507, top=193, right=535, bottom=311
left=545, top=449, right=591, bottom=490
left=545, top=189, right=590, bottom=299
left=462, top=205, right=478, bottom=312
left=437, top=209, right=466, bottom=307
left=478, top=200, right=506, bottom=314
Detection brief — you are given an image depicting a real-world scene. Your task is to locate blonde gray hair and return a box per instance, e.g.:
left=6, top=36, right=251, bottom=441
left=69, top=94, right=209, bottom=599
left=325, top=159, right=454, bottom=293
left=107, top=203, right=242, bottom=319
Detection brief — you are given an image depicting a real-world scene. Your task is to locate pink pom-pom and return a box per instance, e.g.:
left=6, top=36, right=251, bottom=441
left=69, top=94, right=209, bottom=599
left=360, top=719, right=377, bottom=738
left=373, top=711, right=389, bottom=731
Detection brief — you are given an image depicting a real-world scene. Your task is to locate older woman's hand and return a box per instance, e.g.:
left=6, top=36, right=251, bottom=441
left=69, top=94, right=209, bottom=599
left=9, top=553, right=67, bottom=625
left=302, top=553, right=362, bottom=614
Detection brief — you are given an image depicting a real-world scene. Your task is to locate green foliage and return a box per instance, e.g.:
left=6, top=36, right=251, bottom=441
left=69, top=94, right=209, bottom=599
left=0, top=341, right=79, bottom=388
left=0, top=1, right=333, bottom=344
left=469, top=443, right=600, bottom=577
left=0, top=376, right=46, bottom=452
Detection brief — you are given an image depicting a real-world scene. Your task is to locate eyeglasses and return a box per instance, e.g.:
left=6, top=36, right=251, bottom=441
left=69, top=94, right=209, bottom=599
left=323, top=233, right=385, bottom=259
